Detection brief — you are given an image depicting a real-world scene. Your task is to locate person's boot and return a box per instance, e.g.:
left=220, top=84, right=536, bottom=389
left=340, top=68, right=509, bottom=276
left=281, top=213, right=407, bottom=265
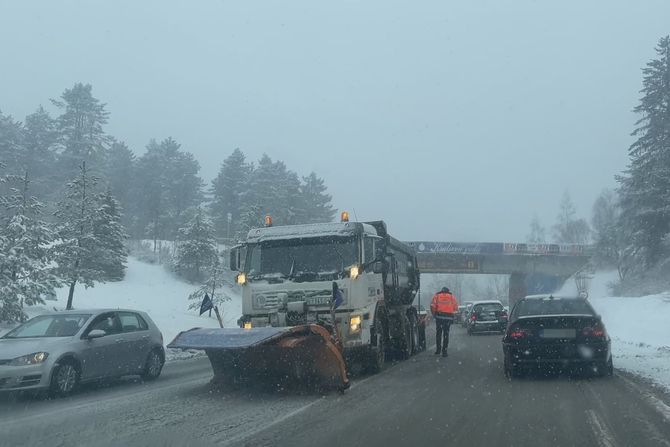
left=435, top=344, right=441, bottom=355
left=442, top=350, right=448, bottom=357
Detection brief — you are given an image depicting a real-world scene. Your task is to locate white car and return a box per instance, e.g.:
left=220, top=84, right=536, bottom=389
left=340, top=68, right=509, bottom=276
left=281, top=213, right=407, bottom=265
left=0, top=309, right=165, bottom=396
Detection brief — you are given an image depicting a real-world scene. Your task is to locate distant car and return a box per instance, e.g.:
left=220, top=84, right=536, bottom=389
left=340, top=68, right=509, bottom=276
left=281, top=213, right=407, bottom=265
left=0, top=309, right=165, bottom=396
left=466, top=300, right=508, bottom=334
left=461, top=302, right=474, bottom=327
left=455, top=305, right=468, bottom=324
left=502, top=295, right=613, bottom=378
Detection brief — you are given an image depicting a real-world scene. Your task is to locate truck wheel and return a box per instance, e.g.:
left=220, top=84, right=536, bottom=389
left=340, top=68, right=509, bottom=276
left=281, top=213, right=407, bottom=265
left=418, top=324, right=426, bottom=351
left=397, top=316, right=412, bottom=360
left=367, top=317, right=386, bottom=374
left=410, top=316, right=420, bottom=355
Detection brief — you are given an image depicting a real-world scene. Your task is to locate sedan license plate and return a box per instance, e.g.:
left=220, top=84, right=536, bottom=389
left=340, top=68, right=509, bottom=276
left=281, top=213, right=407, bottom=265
left=540, top=328, right=576, bottom=339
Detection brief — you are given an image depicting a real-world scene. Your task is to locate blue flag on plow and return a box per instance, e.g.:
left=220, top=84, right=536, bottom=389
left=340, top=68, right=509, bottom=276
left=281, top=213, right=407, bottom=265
left=199, top=293, right=214, bottom=316
left=332, top=282, right=344, bottom=309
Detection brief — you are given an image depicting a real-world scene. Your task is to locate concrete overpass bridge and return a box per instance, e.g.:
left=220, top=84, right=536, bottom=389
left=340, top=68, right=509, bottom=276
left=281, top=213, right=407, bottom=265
left=406, top=242, right=591, bottom=305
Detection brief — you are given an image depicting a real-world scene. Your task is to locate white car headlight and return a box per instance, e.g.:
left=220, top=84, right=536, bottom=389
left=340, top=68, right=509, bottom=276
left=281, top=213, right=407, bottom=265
left=10, top=352, right=49, bottom=366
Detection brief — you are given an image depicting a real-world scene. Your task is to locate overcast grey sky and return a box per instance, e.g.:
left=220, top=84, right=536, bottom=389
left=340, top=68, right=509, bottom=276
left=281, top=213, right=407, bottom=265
left=1, top=0, right=669, bottom=242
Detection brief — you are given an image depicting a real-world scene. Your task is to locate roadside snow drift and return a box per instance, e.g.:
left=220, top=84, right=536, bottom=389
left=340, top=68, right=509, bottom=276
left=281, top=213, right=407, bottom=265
left=591, top=293, right=670, bottom=391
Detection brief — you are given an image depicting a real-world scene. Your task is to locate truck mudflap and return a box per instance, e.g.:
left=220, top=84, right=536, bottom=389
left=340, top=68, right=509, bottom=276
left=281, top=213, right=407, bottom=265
left=168, top=324, right=350, bottom=392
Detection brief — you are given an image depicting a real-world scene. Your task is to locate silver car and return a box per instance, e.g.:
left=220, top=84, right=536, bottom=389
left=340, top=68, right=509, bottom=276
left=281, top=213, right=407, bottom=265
left=0, top=309, right=165, bottom=396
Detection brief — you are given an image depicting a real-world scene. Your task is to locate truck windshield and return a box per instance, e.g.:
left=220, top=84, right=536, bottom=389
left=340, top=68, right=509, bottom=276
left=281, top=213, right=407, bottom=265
left=247, top=237, right=358, bottom=278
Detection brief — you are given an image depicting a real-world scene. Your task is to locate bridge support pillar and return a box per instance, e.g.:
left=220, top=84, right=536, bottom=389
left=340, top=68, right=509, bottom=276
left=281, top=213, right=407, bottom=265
left=509, top=273, right=527, bottom=308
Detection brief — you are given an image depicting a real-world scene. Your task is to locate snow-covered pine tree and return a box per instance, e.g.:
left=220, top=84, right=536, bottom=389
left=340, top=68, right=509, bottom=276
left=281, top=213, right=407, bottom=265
left=54, top=162, right=108, bottom=310
left=235, top=204, right=264, bottom=240
left=134, top=138, right=203, bottom=243
left=552, top=191, right=590, bottom=244
left=0, top=111, right=26, bottom=190
left=299, top=172, right=336, bottom=224
left=187, top=254, right=232, bottom=315
left=103, top=140, right=136, bottom=231
left=175, top=208, right=217, bottom=283
left=591, top=189, right=622, bottom=268
left=22, top=106, right=60, bottom=202
left=526, top=215, right=546, bottom=244
left=93, top=188, right=128, bottom=281
left=0, top=171, right=60, bottom=322
left=277, top=167, right=302, bottom=225
left=210, top=149, right=251, bottom=240
left=51, top=83, right=111, bottom=180
left=618, top=36, right=670, bottom=266
left=243, top=154, right=282, bottom=221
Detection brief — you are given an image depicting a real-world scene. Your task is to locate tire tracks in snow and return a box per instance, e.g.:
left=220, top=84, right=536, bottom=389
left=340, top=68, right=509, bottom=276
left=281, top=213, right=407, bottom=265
left=585, top=409, right=617, bottom=447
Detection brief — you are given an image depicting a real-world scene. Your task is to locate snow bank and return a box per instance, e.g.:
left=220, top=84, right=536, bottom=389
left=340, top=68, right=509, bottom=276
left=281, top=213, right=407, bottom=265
left=1, top=257, right=243, bottom=360
left=591, top=292, right=670, bottom=392
left=563, top=271, right=670, bottom=392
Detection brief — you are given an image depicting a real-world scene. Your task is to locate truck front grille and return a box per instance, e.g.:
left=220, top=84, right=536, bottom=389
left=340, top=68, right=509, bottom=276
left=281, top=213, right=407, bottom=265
left=254, top=289, right=347, bottom=310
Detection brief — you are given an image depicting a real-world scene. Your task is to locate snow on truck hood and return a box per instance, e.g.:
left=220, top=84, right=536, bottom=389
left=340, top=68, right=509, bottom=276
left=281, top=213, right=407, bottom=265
left=246, top=222, right=378, bottom=243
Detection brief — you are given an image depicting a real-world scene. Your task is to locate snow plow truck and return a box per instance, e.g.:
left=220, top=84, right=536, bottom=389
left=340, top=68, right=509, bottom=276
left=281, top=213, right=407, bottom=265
left=168, top=214, right=426, bottom=392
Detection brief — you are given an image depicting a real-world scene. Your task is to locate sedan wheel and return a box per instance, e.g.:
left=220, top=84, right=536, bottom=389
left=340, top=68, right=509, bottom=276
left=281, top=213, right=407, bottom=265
left=142, top=350, right=163, bottom=381
left=597, top=357, right=614, bottom=378
left=51, top=361, right=79, bottom=396
left=504, top=354, right=521, bottom=379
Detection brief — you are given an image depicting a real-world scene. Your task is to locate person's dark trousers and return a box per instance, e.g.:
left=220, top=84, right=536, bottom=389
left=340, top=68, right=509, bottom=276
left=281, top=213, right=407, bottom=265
left=435, top=317, right=452, bottom=354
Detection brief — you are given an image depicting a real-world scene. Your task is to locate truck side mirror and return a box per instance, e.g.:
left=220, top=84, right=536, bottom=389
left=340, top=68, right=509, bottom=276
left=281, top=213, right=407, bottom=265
left=372, top=260, right=384, bottom=274
left=229, top=248, right=238, bottom=271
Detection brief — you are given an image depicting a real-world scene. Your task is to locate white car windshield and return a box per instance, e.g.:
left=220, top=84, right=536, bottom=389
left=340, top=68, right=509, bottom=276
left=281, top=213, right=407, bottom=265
left=3, top=314, right=91, bottom=338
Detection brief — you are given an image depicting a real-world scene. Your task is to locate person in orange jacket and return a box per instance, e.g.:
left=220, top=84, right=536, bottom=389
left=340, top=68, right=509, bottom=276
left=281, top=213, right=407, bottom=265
left=430, top=287, right=459, bottom=357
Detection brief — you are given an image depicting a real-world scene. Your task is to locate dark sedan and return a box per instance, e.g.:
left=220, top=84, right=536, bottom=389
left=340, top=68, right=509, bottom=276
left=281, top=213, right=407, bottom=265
left=466, top=301, right=508, bottom=334
left=502, top=295, right=613, bottom=378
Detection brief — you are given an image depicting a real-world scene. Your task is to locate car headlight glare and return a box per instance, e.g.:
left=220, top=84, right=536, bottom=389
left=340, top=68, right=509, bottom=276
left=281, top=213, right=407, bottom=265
left=10, top=352, right=49, bottom=366
left=236, top=272, right=247, bottom=285
left=349, top=315, right=362, bottom=333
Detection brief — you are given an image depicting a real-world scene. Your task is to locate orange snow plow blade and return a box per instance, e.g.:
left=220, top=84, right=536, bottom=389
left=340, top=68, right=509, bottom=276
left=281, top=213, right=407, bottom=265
left=168, top=324, right=349, bottom=391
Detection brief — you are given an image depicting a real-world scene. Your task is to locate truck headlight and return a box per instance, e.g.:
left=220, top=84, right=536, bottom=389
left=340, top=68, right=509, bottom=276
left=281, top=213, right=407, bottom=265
left=349, top=265, right=360, bottom=280
left=349, top=315, right=362, bottom=333
left=10, top=352, right=49, bottom=366
left=236, top=272, right=247, bottom=285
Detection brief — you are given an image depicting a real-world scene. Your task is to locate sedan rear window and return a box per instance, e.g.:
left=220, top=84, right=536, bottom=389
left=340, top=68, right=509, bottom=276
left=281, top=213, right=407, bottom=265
left=474, top=304, right=503, bottom=313
left=514, top=299, right=594, bottom=318
left=3, top=314, right=91, bottom=338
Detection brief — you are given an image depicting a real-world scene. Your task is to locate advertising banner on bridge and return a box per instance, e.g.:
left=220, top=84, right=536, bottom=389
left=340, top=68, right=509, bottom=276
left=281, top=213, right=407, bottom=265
left=407, top=242, right=503, bottom=255
left=408, top=241, right=585, bottom=256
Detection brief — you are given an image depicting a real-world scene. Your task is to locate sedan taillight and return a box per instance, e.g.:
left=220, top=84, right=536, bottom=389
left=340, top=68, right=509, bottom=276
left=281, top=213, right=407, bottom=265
left=582, top=323, right=607, bottom=338
left=508, top=326, right=532, bottom=340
